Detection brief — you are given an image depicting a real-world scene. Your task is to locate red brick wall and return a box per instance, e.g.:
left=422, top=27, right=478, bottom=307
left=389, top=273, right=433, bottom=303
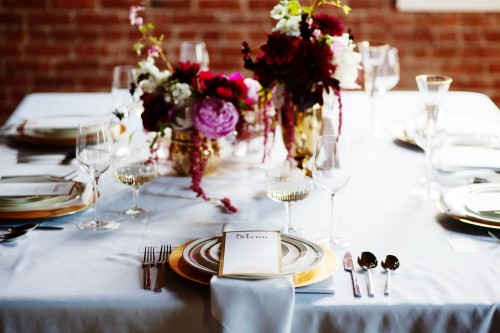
left=0, top=0, right=499, bottom=124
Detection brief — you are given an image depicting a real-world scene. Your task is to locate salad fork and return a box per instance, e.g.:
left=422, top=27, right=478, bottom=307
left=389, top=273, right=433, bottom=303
left=142, top=246, right=155, bottom=289
left=154, top=245, right=172, bottom=292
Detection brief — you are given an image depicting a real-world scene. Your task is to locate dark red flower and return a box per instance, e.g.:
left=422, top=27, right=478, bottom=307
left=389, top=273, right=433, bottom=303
left=140, top=92, right=172, bottom=132
left=312, top=14, right=344, bottom=36
left=261, top=32, right=300, bottom=65
left=171, top=61, right=200, bottom=86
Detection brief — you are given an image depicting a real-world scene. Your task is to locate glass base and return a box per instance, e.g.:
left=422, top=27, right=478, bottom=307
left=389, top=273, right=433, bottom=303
left=78, top=220, right=118, bottom=231
left=410, top=187, right=441, bottom=201
left=120, top=207, right=152, bottom=218
left=320, top=237, right=350, bottom=251
left=287, top=225, right=304, bottom=235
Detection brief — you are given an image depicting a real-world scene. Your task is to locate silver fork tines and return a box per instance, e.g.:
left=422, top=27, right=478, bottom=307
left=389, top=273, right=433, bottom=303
left=142, top=246, right=155, bottom=289
left=154, top=244, right=172, bottom=292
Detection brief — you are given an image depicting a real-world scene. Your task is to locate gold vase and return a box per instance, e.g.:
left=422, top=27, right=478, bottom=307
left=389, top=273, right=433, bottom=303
left=280, top=103, right=323, bottom=171
left=169, top=129, right=220, bottom=176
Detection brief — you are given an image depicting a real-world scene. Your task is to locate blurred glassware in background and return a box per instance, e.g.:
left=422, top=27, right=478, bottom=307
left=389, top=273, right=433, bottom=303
left=179, top=41, right=209, bottom=70
left=409, top=74, right=452, bottom=201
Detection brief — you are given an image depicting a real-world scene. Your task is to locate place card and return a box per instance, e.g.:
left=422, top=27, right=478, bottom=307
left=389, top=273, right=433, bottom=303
left=447, top=235, right=480, bottom=253
left=219, top=231, right=282, bottom=277
left=0, top=182, right=75, bottom=197
left=24, top=116, right=108, bottom=130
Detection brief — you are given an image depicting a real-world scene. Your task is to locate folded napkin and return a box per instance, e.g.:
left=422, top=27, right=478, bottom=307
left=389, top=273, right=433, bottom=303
left=0, top=164, right=77, bottom=179
left=433, top=146, right=500, bottom=172
left=210, top=222, right=295, bottom=333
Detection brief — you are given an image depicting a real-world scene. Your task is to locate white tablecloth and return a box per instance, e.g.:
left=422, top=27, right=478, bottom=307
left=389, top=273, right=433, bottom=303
left=1, top=91, right=500, bottom=333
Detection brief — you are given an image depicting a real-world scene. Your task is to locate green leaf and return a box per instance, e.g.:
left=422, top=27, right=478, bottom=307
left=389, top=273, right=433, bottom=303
left=139, top=23, right=154, bottom=33
left=133, top=42, right=144, bottom=55
left=288, top=0, right=302, bottom=15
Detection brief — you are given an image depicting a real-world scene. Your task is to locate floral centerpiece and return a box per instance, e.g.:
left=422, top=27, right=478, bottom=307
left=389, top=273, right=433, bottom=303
left=242, top=0, right=361, bottom=165
left=129, top=6, right=262, bottom=212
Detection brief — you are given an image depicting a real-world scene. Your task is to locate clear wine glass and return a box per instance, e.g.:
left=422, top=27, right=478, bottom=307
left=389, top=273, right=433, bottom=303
left=113, top=150, right=157, bottom=218
left=76, top=123, right=117, bottom=230
left=265, top=167, right=312, bottom=235
left=179, top=41, right=209, bottom=70
left=112, top=65, right=137, bottom=117
left=357, top=41, right=389, bottom=137
left=312, top=135, right=350, bottom=249
left=410, top=74, right=452, bottom=201
left=374, top=47, right=400, bottom=133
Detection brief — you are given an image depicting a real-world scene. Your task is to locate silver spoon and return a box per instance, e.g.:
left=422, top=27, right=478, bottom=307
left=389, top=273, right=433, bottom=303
left=357, top=252, right=378, bottom=297
left=381, top=255, right=400, bottom=295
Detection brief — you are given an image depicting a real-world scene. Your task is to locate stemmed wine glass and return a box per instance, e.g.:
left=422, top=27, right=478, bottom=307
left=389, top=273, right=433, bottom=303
left=265, top=167, right=312, bottom=235
left=112, top=65, right=137, bottom=117
left=312, top=135, right=350, bottom=249
left=410, top=74, right=452, bottom=201
left=76, top=123, right=117, bottom=230
left=357, top=41, right=389, bottom=137
left=113, top=150, right=158, bottom=218
left=179, top=41, right=209, bottom=70
left=374, top=47, right=400, bottom=130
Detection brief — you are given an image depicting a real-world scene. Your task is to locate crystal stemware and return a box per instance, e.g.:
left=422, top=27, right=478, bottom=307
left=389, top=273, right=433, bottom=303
left=312, top=135, right=350, bottom=249
left=76, top=123, right=117, bottom=230
left=179, top=41, right=209, bottom=70
left=357, top=41, right=389, bottom=137
left=113, top=150, right=157, bottom=218
left=374, top=47, right=400, bottom=130
left=111, top=65, right=137, bottom=117
left=410, top=74, right=452, bottom=200
left=265, top=167, right=312, bottom=235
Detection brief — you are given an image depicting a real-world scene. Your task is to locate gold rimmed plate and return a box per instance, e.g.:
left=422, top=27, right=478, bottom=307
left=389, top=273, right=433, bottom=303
left=0, top=176, right=93, bottom=219
left=170, top=237, right=338, bottom=287
left=11, top=116, right=125, bottom=147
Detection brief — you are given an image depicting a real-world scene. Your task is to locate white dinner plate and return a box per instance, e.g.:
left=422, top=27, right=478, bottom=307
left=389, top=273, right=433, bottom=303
left=440, top=183, right=500, bottom=228
left=0, top=176, right=82, bottom=212
left=182, top=234, right=324, bottom=278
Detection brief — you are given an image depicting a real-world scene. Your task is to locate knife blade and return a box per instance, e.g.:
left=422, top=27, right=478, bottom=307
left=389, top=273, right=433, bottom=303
left=344, top=251, right=362, bottom=297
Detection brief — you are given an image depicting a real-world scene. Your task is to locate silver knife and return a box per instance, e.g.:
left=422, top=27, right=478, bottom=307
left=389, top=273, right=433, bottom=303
left=344, top=251, right=362, bottom=297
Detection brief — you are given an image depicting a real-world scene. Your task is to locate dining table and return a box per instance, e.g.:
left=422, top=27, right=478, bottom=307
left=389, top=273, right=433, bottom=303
left=0, top=90, right=499, bottom=333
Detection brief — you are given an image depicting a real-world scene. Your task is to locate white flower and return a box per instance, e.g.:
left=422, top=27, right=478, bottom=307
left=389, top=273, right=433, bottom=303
left=331, top=34, right=362, bottom=89
left=270, top=3, right=288, bottom=20
left=166, top=82, right=191, bottom=105
left=273, top=15, right=302, bottom=37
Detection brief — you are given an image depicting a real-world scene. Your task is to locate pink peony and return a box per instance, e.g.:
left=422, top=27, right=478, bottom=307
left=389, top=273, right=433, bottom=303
left=193, top=97, right=239, bottom=139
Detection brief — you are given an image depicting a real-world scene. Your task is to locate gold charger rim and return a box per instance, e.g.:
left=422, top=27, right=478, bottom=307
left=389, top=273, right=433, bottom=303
left=169, top=239, right=338, bottom=288
left=438, top=200, right=500, bottom=230
left=11, top=122, right=126, bottom=147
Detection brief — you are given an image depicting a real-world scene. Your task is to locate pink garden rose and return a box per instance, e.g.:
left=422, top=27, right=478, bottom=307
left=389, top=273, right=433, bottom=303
left=193, top=97, right=239, bottom=139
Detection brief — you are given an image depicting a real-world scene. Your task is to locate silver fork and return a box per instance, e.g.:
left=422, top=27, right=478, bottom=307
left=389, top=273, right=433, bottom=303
left=142, top=246, right=155, bottom=289
left=154, top=245, right=172, bottom=292
left=488, top=231, right=500, bottom=243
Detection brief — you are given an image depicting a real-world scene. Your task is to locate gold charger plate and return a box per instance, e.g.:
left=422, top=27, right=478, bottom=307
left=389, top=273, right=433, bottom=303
left=169, top=240, right=338, bottom=288
left=0, top=182, right=94, bottom=219
left=438, top=201, right=500, bottom=230
left=11, top=122, right=126, bottom=147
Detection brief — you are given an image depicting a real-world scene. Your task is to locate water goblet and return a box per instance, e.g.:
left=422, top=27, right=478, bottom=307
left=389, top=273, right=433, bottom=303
left=374, top=47, right=400, bottom=130
left=265, top=167, right=312, bottom=235
left=113, top=150, right=158, bottom=218
left=112, top=65, right=137, bottom=117
left=76, top=123, right=117, bottom=230
left=357, top=41, right=390, bottom=137
left=179, top=41, right=209, bottom=70
left=410, top=74, right=452, bottom=200
left=312, top=135, right=350, bottom=249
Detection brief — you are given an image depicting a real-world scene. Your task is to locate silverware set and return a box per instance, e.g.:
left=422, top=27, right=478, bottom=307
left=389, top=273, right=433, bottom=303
left=142, top=245, right=172, bottom=292
left=344, top=251, right=400, bottom=297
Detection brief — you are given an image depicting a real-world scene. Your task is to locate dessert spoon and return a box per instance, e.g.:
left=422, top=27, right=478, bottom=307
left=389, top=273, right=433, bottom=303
left=381, top=255, right=400, bottom=295
left=357, top=252, right=378, bottom=297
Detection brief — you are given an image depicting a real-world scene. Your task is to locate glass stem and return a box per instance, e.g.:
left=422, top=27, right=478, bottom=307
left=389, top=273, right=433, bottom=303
left=285, top=202, right=292, bottom=232
left=132, top=186, right=139, bottom=210
left=329, top=193, right=335, bottom=244
left=425, top=149, right=433, bottom=197
left=93, top=175, right=100, bottom=223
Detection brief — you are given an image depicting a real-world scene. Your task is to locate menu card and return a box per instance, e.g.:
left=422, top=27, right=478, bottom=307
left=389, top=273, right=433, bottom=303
left=24, top=116, right=108, bottom=130
left=0, top=182, right=75, bottom=197
left=219, top=231, right=282, bottom=277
